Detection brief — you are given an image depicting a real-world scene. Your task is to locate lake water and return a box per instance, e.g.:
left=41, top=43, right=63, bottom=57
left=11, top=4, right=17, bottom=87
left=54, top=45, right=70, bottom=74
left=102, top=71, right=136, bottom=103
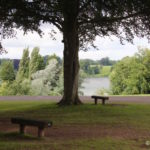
left=81, top=77, right=110, bottom=96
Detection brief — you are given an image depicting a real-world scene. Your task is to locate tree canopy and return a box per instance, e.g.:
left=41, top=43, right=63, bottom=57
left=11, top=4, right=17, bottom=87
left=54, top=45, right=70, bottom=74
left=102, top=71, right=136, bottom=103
left=1, top=1, right=150, bottom=47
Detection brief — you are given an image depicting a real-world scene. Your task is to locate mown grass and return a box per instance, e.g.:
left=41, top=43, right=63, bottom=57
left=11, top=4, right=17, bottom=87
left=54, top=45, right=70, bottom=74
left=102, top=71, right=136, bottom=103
left=91, top=65, right=112, bottom=77
left=82, top=65, right=112, bottom=77
left=0, top=100, right=150, bottom=149
left=100, top=66, right=112, bottom=77
left=0, top=137, right=145, bottom=150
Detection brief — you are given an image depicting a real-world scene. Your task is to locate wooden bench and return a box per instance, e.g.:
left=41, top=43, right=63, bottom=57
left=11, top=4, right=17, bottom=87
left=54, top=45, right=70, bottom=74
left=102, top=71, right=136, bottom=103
left=11, top=117, right=52, bottom=137
left=91, top=95, right=109, bottom=105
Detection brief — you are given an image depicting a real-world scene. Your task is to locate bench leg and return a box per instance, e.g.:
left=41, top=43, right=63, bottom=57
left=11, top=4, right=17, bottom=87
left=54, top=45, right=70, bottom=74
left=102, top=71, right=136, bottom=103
left=95, top=98, right=98, bottom=105
left=38, top=127, right=44, bottom=137
left=20, top=124, right=26, bottom=134
left=102, top=99, right=105, bottom=105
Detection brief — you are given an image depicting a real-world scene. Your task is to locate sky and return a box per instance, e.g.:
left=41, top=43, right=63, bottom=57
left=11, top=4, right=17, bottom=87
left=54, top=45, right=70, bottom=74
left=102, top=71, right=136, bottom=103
left=1, top=25, right=150, bottom=60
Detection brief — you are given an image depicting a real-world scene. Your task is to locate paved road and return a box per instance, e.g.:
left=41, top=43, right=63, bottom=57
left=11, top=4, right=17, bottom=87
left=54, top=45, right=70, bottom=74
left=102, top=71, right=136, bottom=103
left=0, top=96, right=150, bottom=104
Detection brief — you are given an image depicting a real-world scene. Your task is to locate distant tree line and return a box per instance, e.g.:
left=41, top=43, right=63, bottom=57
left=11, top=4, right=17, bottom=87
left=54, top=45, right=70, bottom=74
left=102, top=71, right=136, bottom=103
left=110, top=48, right=150, bottom=95
left=0, top=59, right=20, bottom=70
left=0, top=54, right=62, bottom=71
left=98, top=57, right=117, bottom=66
left=80, top=58, right=116, bottom=76
left=0, top=56, right=116, bottom=78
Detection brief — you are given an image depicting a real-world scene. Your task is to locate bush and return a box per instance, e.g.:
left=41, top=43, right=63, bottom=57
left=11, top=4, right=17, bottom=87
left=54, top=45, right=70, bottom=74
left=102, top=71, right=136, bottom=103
left=110, top=48, right=150, bottom=95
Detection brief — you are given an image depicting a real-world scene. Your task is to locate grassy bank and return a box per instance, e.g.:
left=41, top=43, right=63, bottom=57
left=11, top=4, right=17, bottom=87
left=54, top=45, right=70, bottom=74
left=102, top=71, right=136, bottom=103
left=0, top=100, right=150, bottom=149
left=82, top=66, right=112, bottom=78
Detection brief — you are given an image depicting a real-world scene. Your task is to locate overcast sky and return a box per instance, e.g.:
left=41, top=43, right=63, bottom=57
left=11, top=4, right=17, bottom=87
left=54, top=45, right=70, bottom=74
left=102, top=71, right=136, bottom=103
left=1, top=25, right=150, bottom=60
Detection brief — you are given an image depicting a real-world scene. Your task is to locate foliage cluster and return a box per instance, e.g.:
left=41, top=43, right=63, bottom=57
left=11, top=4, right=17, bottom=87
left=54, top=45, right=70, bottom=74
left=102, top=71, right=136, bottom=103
left=110, top=48, right=150, bottom=95
left=31, top=59, right=63, bottom=96
left=0, top=47, right=63, bottom=96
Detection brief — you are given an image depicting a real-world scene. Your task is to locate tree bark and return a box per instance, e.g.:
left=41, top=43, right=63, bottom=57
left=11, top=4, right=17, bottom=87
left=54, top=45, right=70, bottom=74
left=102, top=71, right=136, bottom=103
left=58, top=8, right=82, bottom=105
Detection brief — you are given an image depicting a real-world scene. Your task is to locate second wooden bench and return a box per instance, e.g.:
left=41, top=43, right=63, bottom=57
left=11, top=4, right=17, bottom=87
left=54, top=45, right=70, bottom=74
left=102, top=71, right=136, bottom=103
left=11, top=117, right=52, bottom=137
left=91, top=95, right=109, bottom=105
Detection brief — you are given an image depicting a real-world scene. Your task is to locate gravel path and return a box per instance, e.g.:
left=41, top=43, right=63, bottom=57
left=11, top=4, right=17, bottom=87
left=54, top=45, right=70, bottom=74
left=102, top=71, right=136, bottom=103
left=0, top=95, right=150, bottom=104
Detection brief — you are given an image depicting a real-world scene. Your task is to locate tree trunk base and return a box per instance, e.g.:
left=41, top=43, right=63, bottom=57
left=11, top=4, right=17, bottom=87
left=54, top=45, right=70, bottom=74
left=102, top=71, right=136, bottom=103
left=58, top=97, right=83, bottom=106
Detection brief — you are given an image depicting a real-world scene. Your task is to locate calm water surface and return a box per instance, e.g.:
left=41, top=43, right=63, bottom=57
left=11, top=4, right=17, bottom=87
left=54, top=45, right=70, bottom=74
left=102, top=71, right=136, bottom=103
left=81, top=77, right=110, bottom=96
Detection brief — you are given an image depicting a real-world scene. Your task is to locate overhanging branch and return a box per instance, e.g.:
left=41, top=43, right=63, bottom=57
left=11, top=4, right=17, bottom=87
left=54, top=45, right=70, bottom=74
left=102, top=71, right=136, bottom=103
left=79, top=12, right=142, bottom=25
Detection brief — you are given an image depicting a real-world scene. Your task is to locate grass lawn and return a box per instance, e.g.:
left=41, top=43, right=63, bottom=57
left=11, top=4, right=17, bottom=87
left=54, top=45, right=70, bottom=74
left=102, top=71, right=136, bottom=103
left=82, top=65, right=112, bottom=78
left=0, top=100, right=150, bottom=149
left=92, top=66, right=112, bottom=77
left=100, top=66, right=112, bottom=77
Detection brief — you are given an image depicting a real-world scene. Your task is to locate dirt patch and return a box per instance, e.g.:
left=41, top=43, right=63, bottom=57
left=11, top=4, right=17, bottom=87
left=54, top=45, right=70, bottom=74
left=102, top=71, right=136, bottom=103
left=1, top=120, right=150, bottom=141
left=104, top=104, right=129, bottom=107
left=42, top=125, right=150, bottom=140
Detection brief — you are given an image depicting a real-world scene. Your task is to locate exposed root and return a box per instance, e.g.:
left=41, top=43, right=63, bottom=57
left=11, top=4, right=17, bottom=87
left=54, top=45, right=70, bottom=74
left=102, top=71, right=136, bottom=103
left=58, top=97, right=83, bottom=106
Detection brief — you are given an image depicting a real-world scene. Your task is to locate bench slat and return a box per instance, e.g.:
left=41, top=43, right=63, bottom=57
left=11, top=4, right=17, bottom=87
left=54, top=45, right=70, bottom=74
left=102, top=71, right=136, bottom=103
left=91, top=95, right=109, bottom=105
left=11, top=117, right=52, bottom=128
left=91, top=95, right=109, bottom=100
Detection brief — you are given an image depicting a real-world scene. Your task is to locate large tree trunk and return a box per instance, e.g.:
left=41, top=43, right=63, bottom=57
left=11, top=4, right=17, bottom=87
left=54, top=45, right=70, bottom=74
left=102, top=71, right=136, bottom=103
left=58, top=6, right=82, bottom=105
left=58, top=30, right=82, bottom=105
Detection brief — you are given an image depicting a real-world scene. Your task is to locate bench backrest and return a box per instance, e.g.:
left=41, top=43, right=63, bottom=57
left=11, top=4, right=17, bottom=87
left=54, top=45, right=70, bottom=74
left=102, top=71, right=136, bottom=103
left=11, top=117, right=52, bottom=128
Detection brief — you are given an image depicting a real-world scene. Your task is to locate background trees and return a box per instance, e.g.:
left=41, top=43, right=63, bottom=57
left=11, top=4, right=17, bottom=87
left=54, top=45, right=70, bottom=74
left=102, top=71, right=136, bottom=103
left=1, top=47, right=150, bottom=96
left=0, top=61, right=15, bottom=82
left=110, top=48, right=150, bottom=95
left=0, top=60, right=16, bottom=95
left=31, top=58, right=62, bottom=96
left=29, top=47, right=45, bottom=78
left=16, top=48, right=30, bottom=81
left=80, top=59, right=113, bottom=77
left=98, top=57, right=116, bottom=66
left=0, top=47, right=64, bottom=96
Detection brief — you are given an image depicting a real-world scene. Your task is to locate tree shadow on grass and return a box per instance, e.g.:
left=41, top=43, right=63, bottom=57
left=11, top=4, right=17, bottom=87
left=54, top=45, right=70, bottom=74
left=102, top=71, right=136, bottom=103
left=106, top=104, right=129, bottom=107
left=0, top=132, right=41, bottom=141
left=91, top=103, right=129, bottom=107
left=92, top=103, right=129, bottom=108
